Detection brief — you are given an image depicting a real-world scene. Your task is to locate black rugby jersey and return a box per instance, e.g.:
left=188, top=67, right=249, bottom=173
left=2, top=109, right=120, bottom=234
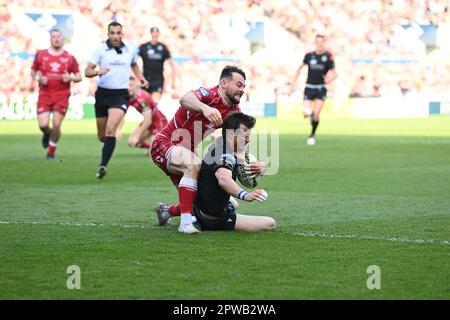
left=303, top=51, right=335, bottom=86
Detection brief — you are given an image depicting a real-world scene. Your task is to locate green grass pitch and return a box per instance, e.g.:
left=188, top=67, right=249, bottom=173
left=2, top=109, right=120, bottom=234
left=0, top=117, right=449, bottom=299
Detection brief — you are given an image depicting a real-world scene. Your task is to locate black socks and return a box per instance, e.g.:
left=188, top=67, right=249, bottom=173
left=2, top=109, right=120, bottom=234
left=100, top=136, right=116, bottom=167
left=311, top=119, right=319, bottom=137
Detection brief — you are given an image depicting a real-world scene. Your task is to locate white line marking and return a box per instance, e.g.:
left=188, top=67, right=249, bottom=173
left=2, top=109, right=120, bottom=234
left=0, top=220, right=156, bottom=229
left=293, top=231, right=449, bottom=245
left=1, top=221, right=448, bottom=245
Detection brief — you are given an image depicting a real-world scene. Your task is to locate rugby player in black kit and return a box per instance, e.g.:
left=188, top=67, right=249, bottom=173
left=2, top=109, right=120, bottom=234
left=138, top=27, right=176, bottom=103
left=192, top=112, right=276, bottom=232
left=291, top=34, right=337, bottom=145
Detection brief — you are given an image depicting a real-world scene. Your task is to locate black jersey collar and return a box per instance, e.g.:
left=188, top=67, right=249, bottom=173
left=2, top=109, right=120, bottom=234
left=106, top=39, right=125, bottom=54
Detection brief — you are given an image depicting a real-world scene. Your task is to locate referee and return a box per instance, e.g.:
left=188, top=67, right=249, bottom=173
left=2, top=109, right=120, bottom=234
left=138, top=27, right=176, bottom=103
left=85, top=21, right=148, bottom=179
left=291, top=34, right=337, bottom=145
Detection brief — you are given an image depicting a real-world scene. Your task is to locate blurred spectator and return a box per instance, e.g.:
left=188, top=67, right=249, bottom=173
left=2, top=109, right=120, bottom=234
left=1, top=0, right=450, bottom=104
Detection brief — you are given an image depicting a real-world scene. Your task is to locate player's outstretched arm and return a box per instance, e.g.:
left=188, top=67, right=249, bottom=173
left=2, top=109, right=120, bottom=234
left=216, top=168, right=267, bottom=203
left=180, top=91, right=222, bottom=127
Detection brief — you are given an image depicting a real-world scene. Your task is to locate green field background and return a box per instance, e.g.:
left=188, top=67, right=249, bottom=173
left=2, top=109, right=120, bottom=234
left=0, top=117, right=449, bottom=299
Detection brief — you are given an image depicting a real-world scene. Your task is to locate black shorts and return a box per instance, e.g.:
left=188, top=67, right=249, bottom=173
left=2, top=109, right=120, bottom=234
left=145, top=80, right=164, bottom=94
left=193, top=202, right=237, bottom=231
left=304, top=87, right=327, bottom=101
left=94, top=87, right=130, bottom=118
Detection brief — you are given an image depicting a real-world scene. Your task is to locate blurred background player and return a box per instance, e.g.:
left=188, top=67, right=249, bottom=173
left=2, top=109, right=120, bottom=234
left=290, top=34, right=337, bottom=145
left=116, top=75, right=168, bottom=150
left=85, top=21, right=148, bottom=179
left=138, top=27, right=176, bottom=103
left=156, top=112, right=275, bottom=232
left=31, top=29, right=81, bottom=159
left=151, top=65, right=265, bottom=234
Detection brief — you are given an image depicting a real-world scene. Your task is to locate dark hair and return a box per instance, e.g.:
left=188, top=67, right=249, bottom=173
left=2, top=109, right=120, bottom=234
left=108, top=21, right=122, bottom=31
left=222, top=112, right=255, bottom=136
left=49, top=28, right=62, bottom=35
left=220, top=65, right=246, bottom=81
left=315, top=34, right=325, bottom=40
left=150, top=27, right=160, bottom=32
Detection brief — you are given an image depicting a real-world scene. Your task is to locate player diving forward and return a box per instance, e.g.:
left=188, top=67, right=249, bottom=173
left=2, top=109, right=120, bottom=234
left=150, top=65, right=265, bottom=234
left=156, top=112, right=276, bottom=232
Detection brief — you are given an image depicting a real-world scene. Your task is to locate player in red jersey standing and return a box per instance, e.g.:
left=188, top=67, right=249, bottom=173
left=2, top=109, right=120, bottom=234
left=151, top=65, right=265, bottom=234
left=31, top=29, right=81, bottom=159
left=116, top=76, right=168, bottom=149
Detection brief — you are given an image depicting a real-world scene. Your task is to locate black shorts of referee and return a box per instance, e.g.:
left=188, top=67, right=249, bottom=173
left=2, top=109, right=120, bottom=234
left=94, top=87, right=130, bottom=117
left=193, top=201, right=237, bottom=231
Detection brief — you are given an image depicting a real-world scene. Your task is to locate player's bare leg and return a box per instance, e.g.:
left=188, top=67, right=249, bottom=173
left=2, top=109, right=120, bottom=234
left=96, top=117, right=107, bottom=143
left=234, top=214, right=276, bottom=232
left=46, top=111, right=65, bottom=159
left=37, top=112, right=51, bottom=149
left=115, top=118, right=125, bottom=141
left=165, top=145, right=202, bottom=234
left=307, top=99, right=324, bottom=145
left=303, top=99, right=313, bottom=119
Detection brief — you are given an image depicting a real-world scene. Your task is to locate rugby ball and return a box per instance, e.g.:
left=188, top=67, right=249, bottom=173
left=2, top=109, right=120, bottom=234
left=236, top=152, right=260, bottom=188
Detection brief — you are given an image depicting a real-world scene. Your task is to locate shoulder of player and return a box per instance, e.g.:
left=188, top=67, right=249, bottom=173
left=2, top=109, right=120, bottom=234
left=326, top=51, right=335, bottom=60
left=138, top=41, right=151, bottom=50
left=158, top=41, right=170, bottom=49
left=139, top=90, right=155, bottom=105
left=62, top=50, right=78, bottom=61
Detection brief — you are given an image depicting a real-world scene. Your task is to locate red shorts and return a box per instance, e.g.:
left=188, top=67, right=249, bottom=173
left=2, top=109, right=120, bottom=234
left=150, top=134, right=182, bottom=185
left=37, top=91, right=70, bottom=115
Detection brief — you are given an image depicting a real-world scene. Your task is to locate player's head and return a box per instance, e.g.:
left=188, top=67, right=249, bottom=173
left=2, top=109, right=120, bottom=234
left=219, top=65, right=246, bottom=105
left=107, top=21, right=123, bottom=47
left=222, top=112, right=256, bottom=153
left=150, top=26, right=159, bottom=42
left=128, top=75, right=138, bottom=97
left=315, top=34, right=326, bottom=52
left=49, top=29, right=64, bottom=50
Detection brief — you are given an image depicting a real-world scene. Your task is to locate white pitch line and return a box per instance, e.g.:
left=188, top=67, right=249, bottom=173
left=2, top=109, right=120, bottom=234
left=0, top=220, right=155, bottom=229
left=1, top=221, right=448, bottom=245
left=293, top=231, right=449, bottom=245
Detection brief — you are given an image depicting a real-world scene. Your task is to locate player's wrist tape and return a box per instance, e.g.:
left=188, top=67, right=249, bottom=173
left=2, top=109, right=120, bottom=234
left=69, top=74, right=75, bottom=81
left=237, top=190, right=249, bottom=200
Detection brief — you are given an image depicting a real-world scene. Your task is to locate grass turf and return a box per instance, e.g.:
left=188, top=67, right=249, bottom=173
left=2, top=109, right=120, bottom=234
left=0, top=117, right=449, bottom=299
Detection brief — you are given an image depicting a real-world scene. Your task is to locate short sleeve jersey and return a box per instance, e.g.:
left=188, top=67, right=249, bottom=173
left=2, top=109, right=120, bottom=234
left=32, top=49, right=79, bottom=93
left=303, top=51, right=335, bottom=85
left=195, top=139, right=237, bottom=216
left=159, top=86, right=241, bottom=152
left=138, top=41, right=171, bottom=81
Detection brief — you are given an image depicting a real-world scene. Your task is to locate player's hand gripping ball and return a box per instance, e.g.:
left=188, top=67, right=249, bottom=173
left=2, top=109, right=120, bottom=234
left=237, top=152, right=262, bottom=188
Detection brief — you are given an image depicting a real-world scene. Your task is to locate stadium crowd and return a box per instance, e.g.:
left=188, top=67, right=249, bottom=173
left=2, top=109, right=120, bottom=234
left=2, top=0, right=450, bottom=105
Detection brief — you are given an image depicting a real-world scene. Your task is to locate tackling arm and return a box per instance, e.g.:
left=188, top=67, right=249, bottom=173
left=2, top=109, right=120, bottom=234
left=179, top=91, right=222, bottom=127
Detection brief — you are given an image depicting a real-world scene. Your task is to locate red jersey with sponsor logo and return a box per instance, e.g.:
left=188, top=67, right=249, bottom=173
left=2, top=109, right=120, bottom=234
left=32, top=49, right=80, bottom=93
left=159, top=86, right=241, bottom=151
